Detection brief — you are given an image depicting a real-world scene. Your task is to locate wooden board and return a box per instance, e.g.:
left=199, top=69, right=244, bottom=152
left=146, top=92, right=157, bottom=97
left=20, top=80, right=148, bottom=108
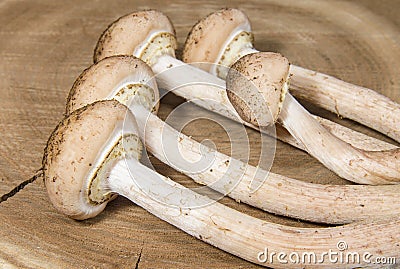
left=0, top=0, right=399, bottom=268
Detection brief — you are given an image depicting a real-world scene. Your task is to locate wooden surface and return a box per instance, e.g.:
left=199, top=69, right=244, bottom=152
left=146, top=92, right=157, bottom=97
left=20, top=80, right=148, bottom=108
left=0, top=0, right=399, bottom=268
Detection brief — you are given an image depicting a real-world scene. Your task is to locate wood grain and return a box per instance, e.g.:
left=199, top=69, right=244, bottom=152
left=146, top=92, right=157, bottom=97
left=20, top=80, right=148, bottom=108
left=0, top=0, right=399, bottom=268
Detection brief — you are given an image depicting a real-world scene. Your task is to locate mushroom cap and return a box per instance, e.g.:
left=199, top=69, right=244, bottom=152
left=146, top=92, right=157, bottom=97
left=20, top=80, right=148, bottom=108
left=183, top=8, right=250, bottom=72
left=43, top=100, right=142, bottom=220
left=226, top=52, right=290, bottom=127
left=66, top=55, right=159, bottom=115
left=94, top=10, right=176, bottom=63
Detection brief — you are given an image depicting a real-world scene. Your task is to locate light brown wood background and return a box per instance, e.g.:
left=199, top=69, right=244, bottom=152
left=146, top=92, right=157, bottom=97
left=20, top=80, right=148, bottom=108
left=0, top=0, right=399, bottom=268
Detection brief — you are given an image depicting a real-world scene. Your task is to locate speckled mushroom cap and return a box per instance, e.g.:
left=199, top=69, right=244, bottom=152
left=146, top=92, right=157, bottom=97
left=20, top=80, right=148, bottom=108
left=43, top=100, right=143, bottom=220
left=183, top=8, right=251, bottom=73
left=94, top=10, right=177, bottom=65
left=226, top=52, right=290, bottom=127
left=66, top=55, right=159, bottom=115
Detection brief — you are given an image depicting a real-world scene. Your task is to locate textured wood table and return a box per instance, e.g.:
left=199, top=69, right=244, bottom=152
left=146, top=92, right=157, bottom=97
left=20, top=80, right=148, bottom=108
left=0, top=0, right=399, bottom=268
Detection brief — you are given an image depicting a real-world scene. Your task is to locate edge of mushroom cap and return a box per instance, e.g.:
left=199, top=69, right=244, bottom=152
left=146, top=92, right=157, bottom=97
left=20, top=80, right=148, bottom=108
left=182, top=8, right=250, bottom=72
left=66, top=55, right=159, bottom=115
left=93, top=10, right=176, bottom=63
left=226, top=52, right=290, bottom=127
left=43, top=100, right=140, bottom=220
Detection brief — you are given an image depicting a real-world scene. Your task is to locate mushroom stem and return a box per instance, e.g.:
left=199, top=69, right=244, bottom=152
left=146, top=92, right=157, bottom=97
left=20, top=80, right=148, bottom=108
left=45, top=101, right=400, bottom=268
left=289, top=65, right=400, bottom=143
left=67, top=56, right=400, bottom=224
left=280, top=94, right=400, bottom=184
left=132, top=104, right=400, bottom=224
left=182, top=8, right=400, bottom=142
left=111, top=160, right=400, bottom=269
left=151, top=54, right=237, bottom=120
left=227, top=52, right=400, bottom=185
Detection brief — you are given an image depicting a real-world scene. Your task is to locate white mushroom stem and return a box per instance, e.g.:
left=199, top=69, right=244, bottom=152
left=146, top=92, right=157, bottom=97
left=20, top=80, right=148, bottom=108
left=131, top=104, right=400, bottom=224
left=289, top=65, right=400, bottom=142
left=109, top=160, right=400, bottom=269
left=152, top=55, right=237, bottom=120
left=279, top=94, right=400, bottom=184
left=151, top=55, right=396, bottom=152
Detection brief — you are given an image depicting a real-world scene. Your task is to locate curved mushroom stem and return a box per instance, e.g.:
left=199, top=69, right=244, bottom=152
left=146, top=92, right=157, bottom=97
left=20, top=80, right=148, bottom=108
left=280, top=94, right=400, bottom=184
left=289, top=65, right=400, bottom=142
left=183, top=8, right=400, bottom=142
left=132, top=104, right=400, bottom=224
left=99, top=155, right=400, bottom=269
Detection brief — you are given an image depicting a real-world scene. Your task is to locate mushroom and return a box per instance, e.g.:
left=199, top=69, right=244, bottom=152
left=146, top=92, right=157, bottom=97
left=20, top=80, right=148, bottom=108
left=44, top=100, right=400, bottom=268
left=65, top=55, right=400, bottom=224
left=93, top=10, right=397, bottom=154
left=226, top=52, right=400, bottom=185
left=182, top=8, right=400, bottom=143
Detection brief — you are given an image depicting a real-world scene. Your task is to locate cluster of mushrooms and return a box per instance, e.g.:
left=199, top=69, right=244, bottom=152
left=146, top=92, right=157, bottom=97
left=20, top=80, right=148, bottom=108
left=43, top=9, right=400, bottom=268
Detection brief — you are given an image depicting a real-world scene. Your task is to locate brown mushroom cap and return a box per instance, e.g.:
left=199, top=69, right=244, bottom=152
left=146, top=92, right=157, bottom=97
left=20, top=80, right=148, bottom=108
left=43, top=100, right=142, bottom=220
left=183, top=8, right=250, bottom=72
left=94, top=10, right=176, bottom=63
left=66, top=55, right=159, bottom=115
left=226, top=52, right=290, bottom=127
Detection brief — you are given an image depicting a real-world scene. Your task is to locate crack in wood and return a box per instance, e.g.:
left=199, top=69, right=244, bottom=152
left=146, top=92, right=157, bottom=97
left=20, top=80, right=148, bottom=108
left=0, top=168, right=43, bottom=203
left=134, top=245, right=144, bottom=269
